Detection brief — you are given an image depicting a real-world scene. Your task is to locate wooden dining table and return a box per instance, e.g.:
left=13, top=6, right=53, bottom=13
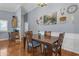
left=23, top=34, right=58, bottom=55
left=32, top=34, right=58, bottom=45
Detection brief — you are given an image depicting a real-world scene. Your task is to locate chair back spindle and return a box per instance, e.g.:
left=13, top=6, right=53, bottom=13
left=44, top=31, right=51, bottom=39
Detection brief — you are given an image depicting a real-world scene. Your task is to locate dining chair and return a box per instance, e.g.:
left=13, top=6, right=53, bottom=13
left=52, top=32, right=65, bottom=56
left=44, top=31, right=51, bottom=39
left=10, top=32, right=19, bottom=40
left=43, top=31, right=51, bottom=55
left=8, top=32, right=19, bottom=47
left=26, top=31, right=41, bottom=55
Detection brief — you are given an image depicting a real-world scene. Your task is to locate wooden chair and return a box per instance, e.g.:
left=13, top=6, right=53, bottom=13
left=9, top=32, right=19, bottom=41
left=26, top=31, right=41, bottom=55
left=52, top=32, right=65, bottom=56
left=8, top=32, right=19, bottom=47
left=44, top=31, right=51, bottom=39
left=43, top=31, right=51, bottom=55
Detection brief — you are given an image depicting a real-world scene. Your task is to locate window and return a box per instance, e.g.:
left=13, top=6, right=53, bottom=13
left=0, top=20, right=8, bottom=32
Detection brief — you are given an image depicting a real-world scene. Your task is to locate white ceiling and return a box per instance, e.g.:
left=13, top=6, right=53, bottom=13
left=0, top=3, right=37, bottom=15
left=21, top=3, right=37, bottom=15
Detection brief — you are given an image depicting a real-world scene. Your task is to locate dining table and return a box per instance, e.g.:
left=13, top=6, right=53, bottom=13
left=32, top=34, right=58, bottom=45
left=23, top=34, right=58, bottom=55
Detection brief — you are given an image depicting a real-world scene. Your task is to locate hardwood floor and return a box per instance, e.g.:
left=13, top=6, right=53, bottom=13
left=0, top=40, right=42, bottom=56
left=61, top=49, right=79, bottom=56
left=0, top=39, right=79, bottom=56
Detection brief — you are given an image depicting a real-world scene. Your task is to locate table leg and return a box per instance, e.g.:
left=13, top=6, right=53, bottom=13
left=48, top=45, right=52, bottom=56
left=23, top=37, right=26, bottom=50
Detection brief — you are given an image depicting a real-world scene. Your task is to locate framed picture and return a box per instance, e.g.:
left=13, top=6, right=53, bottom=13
left=36, top=12, right=57, bottom=25
left=43, top=12, right=57, bottom=25
left=59, top=16, right=66, bottom=24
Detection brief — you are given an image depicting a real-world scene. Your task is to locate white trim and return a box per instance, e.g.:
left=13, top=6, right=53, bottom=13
left=50, top=32, right=79, bottom=54
left=62, top=48, right=79, bottom=54
left=0, top=38, right=8, bottom=41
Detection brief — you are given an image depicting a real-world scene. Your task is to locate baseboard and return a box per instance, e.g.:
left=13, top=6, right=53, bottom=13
left=61, top=49, right=79, bottom=56
left=0, top=38, right=8, bottom=41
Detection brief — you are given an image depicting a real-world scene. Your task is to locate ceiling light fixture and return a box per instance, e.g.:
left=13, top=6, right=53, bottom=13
left=37, top=3, right=47, bottom=7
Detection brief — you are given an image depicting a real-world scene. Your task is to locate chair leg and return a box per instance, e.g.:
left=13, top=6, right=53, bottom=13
left=32, top=47, right=34, bottom=55
left=52, top=51, right=57, bottom=56
left=55, top=52, right=57, bottom=56
left=58, top=50, right=61, bottom=56
left=40, top=44, right=42, bottom=55
left=59, top=52, right=61, bottom=56
left=43, top=48, right=47, bottom=56
left=24, top=38, right=26, bottom=50
left=27, top=45, right=30, bottom=53
left=43, top=47, right=49, bottom=56
left=48, top=45, right=52, bottom=56
left=42, top=44, right=47, bottom=56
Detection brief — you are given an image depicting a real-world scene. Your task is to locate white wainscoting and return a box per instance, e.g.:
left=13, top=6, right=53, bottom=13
left=52, top=32, right=79, bottom=54
left=0, top=38, right=8, bottom=41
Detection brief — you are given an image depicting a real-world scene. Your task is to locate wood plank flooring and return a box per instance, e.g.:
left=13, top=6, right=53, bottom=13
left=0, top=39, right=79, bottom=56
left=0, top=40, right=42, bottom=56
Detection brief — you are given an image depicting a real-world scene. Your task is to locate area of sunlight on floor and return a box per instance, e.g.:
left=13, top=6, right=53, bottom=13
left=0, top=48, right=7, bottom=56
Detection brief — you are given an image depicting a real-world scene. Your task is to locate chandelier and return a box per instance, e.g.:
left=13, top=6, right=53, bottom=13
left=37, top=3, right=47, bottom=7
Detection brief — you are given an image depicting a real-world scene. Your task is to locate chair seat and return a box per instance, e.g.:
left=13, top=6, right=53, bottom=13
left=44, top=45, right=48, bottom=49
left=28, top=39, right=40, bottom=48
left=52, top=44, right=60, bottom=52
left=44, top=44, right=60, bottom=50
